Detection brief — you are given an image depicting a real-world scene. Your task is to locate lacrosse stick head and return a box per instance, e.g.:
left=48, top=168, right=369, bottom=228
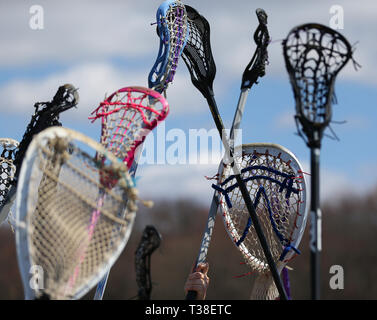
left=135, top=225, right=162, bottom=300
left=51, top=83, right=79, bottom=113
left=182, top=5, right=216, bottom=99
left=282, top=23, right=353, bottom=147
left=89, top=86, right=169, bottom=169
left=241, top=8, right=270, bottom=89
left=13, top=84, right=79, bottom=177
left=15, top=127, right=138, bottom=300
left=0, top=138, right=19, bottom=219
left=215, top=143, right=308, bottom=299
left=148, top=0, right=189, bottom=93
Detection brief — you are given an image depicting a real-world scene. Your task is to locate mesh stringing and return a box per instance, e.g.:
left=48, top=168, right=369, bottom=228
left=0, top=139, right=18, bottom=207
left=283, top=24, right=352, bottom=126
left=24, top=135, right=137, bottom=299
left=90, top=87, right=169, bottom=169
left=218, top=146, right=306, bottom=299
left=135, top=226, right=161, bottom=300
left=150, top=0, right=188, bottom=93
left=162, top=1, right=188, bottom=86
left=182, top=5, right=216, bottom=97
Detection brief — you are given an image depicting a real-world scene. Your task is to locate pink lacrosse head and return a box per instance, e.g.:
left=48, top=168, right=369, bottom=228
left=89, top=86, right=169, bottom=169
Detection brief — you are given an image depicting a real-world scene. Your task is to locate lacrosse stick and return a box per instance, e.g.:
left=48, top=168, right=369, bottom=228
left=135, top=225, right=162, bottom=300
left=14, top=127, right=138, bottom=300
left=282, top=23, right=355, bottom=299
left=185, top=8, right=270, bottom=300
left=0, top=84, right=78, bottom=225
left=182, top=6, right=287, bottom=300
left=217, top=143, right=308, bottom=299
left=148, top=0, right=189, bottom=94
left=0, top=138, right=19, bottom=225
left=89, top=86, right=169, bottom=299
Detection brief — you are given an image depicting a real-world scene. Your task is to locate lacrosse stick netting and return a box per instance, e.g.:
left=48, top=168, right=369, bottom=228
left=282, top=23, right=355, bottom=147
left=15, top=127, right=138, bottom=300
left=181, top=5, right=216, bottom=99
left=0, top=139, right=19, bottom=224
left=135, top=225, right=162, bottom=300
left=0, top=84, right=79, bottom=225
left=90, top=86, right=169, bottom=169
left=13, top=84, right=79, bottom=177
left=215, top=144, right=308, bottom=299
left=149, top=0, right=189, bottom=93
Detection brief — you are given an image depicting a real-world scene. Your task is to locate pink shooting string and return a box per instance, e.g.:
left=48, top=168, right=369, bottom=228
left=66, top=196, right=104, bottom=295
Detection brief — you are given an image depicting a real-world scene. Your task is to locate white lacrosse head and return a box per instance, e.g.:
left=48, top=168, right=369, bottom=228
left=15, top=127, right=138, bottom=300
left=216, top=143, right=308, bottom=299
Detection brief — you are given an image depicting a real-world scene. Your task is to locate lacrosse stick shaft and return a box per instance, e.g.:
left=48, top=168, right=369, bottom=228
left=206, top=94, right=287, bottom=300
left=195, top=193, right=220, bottom=267
left=310, top=147, right=321, bottom=300
left=230, top=89, right=249, bottom=142
left=186, top=89, right=250, bottom=300
left=185, top=195, right=219, bottom=300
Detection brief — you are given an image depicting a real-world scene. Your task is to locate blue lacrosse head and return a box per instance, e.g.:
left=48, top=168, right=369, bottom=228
left=148, top=0, right=189, bottom=92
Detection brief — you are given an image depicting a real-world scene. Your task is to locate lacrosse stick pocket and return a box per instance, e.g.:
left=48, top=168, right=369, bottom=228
left=15, top=127, right=139, bottom=300
left=218, top=144, right=308, bottom=300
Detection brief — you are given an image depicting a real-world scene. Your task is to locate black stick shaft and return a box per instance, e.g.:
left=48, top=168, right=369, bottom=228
left=310, top=147, right=321, bottom=300
left=206, top=94, right=288, bottom=301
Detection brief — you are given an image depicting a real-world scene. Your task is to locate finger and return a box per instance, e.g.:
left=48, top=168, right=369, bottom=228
left=186, top=278, right=207, bottom=287
left=185, top=283, right=206, bottom=292
left=188, top=272, right=206, bottom=280
left=196, top=262, right=209, bottom=275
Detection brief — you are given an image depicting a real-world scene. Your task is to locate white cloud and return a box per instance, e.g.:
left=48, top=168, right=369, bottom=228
left=136, top=163, right=219, bottom=205
left=0, top=62, right=204, bottom=118
left=0, top=0, right=375, bottom=86
left=187, top=0, right=376, bottom=86
left=0, top=63, right=143, bottom=117
left=0, top=1, right=157, bottom=67
left=135, top=152, right=358, bottom=207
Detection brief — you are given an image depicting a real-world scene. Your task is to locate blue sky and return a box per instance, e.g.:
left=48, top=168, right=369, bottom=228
left=0, top=0, right=376, bottom=204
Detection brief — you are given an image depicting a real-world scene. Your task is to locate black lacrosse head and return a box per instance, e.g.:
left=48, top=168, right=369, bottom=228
left=13, top=84, right=79, bottom=179
left=182, top=5, right=216, bottom=99
left=135, top=225, right=162, bottom=300
left=282, top=23, right=353, bottom=147
left=0, top=140, right=18, bottom=208
left=241, top=8, right=270, bottom=89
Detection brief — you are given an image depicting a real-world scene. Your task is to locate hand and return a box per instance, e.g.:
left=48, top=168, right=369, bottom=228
left=184, top=262, right=210, bottom=300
